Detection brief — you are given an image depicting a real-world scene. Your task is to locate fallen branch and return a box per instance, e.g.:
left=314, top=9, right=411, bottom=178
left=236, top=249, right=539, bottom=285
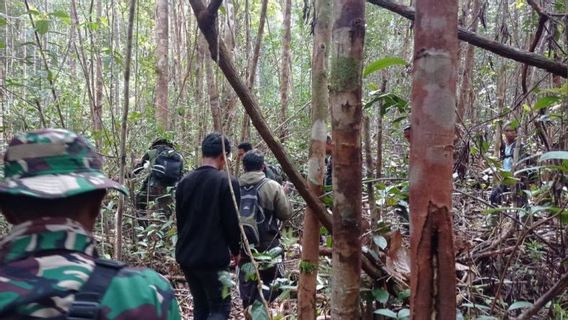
left=517, top=272, right=568, bottom=320
left=366, top=0, right=568, bottom=78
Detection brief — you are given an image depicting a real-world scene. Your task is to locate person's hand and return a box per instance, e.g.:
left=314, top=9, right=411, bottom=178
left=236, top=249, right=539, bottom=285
left=283, top=181, right=293, bottom=195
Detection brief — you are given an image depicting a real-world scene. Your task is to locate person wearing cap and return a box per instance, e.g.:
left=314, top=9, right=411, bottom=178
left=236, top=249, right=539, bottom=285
left=0, top=128, right=181, bottom=319
left=175, top=133, right=241, bottom=320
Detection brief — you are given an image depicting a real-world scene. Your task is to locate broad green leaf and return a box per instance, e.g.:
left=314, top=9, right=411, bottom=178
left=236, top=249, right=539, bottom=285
left=0, top=41, right=5, bottom=49
left=539, top=151, right=568, bottom=162
left=50, top=10, right=71, bottom=24
left=508, top=301, right=533, bottom=311
left=533, top=96, right=560, bottom=111
left=373, top=235, right=388, bottom=250
left=372, top=288, right=389, bottom=304
left=373, top=309, right=398, bottom=318
left=0, top=17, right=7, bottom=26
left=251, top=300, right=270, bottom=320
left=26, top=9, right=41, bottom=15
left=364, top=57, right=406, bottom=77
left=397, top=289, right=410, bottom=300
left=35, top=19, right=49, bottom=35
left=398, top=308, right=410, bottom=319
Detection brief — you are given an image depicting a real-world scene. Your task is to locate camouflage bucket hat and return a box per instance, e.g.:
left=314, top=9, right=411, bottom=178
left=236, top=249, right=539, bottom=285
left=0, top=128, right=128, bottom=199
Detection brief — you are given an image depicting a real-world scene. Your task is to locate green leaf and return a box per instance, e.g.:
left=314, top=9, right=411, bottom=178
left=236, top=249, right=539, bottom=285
left=397, top=289, right=410, bottom=300
left=26, top=9, right=41, bottom=15
left=373, top=309, right=398, bottom=318
left=539, top=151, right=568, bottom=162
left=533, top=96, right=560, bottom=111
left=372, top=288, right=389, bottom=304
left=397, top=308, right=410, bottom=319
left=364, top=57, right=406, bottom=77
left=35, top=19, right=49, bottom=35
left=0, top=41, right=5, bottom=49
left=0, top=17, right=7, bottom=26
left=508, top=301, right=533, bottom=311
left=373, top=235, right=388, bottom=250
left=251, top=300, right=270, bottom=320
left=50, top=10, right=71, bottom=24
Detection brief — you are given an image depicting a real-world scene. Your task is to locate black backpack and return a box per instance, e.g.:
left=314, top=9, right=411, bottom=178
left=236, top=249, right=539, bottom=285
left=239, top=179, right=269, bottom=246
left=151, top=148, right=184, bottom=186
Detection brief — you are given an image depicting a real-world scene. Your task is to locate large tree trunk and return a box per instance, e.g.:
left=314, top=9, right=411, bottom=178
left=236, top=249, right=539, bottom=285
left=409, top=0, right=457, bottom=318
left=279, top=0, right=292, bottom=143
left=155, top=0, right=169, bottom=129
left=329, top=0, right=365, bottom=317
left=297, top=0, right=332, bottom=317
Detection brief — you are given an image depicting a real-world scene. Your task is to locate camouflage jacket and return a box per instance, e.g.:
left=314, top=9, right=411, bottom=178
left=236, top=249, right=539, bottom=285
left=0, top=218, right=181, bottom=319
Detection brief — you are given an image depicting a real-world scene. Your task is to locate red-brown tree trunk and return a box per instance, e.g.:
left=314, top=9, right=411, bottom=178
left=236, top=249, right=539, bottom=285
left=329, top=0, right=365, bottom=317
left=297, top=0, right=332, bottom=317
left=410, top=0, right=458, bottom=318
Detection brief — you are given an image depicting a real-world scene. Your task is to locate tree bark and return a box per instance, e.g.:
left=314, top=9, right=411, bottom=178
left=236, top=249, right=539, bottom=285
left=94, top=0, right=103, bottom=147
left=456, top=0, right=479, bottom=121
left=115, top=0, right=136, bottom=260
left=155, top=0, right=169, bottom=129
left=298, top=0, right=332, bottom=317
left=367, top=0, right=568, bottom=78
left=279, top=0, right=292, bottom=143
left=206, top=54, right=222, bottom=131
left=329, top=0, right=365, bottom=317
left=410, top=0, right=457, bottom=318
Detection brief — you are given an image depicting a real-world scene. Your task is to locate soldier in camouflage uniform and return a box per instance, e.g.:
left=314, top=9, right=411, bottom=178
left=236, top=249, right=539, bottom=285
left=0, top=128, right=181, bottom=319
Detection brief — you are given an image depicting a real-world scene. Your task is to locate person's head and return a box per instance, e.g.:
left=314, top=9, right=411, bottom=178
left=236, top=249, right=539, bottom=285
left=0, top=129, right=127, bottom=230
left=242, top=149, right=265, bottom=172
left=403, top=124, right=412, bottom=142
left=201, top=133, right=231, bottom=169
left=151, top=138, right=174, bottom=149
left=503, top=122, right=518, bottom=143
left=326, top=135, right=334, bottom=156
left=237, top=142, right=253, bottom=160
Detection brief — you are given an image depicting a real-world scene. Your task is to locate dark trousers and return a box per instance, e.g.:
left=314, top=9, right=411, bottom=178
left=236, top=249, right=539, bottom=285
left=238, top=260, right=283, bottom=308
left=181, top=267, right=231, bottom=320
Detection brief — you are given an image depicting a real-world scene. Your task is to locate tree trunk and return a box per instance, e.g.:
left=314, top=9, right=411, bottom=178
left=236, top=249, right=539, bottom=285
left=279, top=0, right=292, bottom=143
left=457, top=0, right=480, bottom=121
left=206, top=54, right=222, bottom=131
left=94, top=0, right=103, bottom=147
left=155, top=0, right=169, bottom=130
left=410, top=0, right=457, bottom=318
left=115, top=0, right=136, bottom=260
left=298, top=0, right=332, bottom=317
left=329, top=0, right=365, bottom=317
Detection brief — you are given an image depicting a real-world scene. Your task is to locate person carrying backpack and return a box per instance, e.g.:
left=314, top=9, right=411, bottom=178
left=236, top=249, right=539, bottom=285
left=0, top=129, right=181, bottom=319
left=133, top=138, right=183, bottom=227
left=238, top=149, right=292, bottom=312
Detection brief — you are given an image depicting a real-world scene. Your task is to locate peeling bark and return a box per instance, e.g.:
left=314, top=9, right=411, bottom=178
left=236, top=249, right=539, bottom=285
left=410, top=0, right=457, bottom=318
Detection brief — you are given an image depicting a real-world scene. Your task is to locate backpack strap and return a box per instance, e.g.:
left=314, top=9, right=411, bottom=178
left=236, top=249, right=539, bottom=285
left=66, top=259, right=126, bottom=320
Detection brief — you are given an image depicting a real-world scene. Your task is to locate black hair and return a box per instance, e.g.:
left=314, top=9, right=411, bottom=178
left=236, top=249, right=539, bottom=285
left=237, top=142, right=253, bottom=152
left=242, top=149, right=265, bottom=172
left=202, top=133, right=231, bottom=157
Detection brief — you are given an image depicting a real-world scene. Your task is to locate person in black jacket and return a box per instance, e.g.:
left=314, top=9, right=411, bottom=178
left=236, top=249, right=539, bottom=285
left=175, top=133, right=241, bottom=320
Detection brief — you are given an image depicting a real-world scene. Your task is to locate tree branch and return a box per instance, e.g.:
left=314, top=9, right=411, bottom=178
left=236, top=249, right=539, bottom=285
left=517, top=272, right=568, bottom=320
left=366, top=0, right=568, bottom=78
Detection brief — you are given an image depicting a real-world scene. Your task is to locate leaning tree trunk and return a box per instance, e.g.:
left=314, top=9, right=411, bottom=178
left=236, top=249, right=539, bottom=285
left=410, top=0, right=457, bottom=318
left=279, top=0, right=292, bottom=143
left=297, top=0, right=332, bottom=317
left=155, top=0, right=169, bottom=129
left=329, top=0, right=365, bottom=317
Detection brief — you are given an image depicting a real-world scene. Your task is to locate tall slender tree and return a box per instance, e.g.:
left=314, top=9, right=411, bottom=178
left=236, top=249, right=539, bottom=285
left=155, top=0, right=169, bottom=129
left=329, top=0, right=365, bottom=317
left=409, top=0, right=458, bottom=318
left=298, top=0, right=332, bottom=317
left=279, top=0, right=292, bottom=143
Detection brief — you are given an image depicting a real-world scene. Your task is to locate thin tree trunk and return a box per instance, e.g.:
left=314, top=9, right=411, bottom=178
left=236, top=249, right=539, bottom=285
left=115, top=0, right=136, bottom=260
left=409, top=0, right=457, bottom=318
left=457, top=0, right=479, bottom=121
left=493, top=65, right=507, bottom=158
left=206, top=52, right=222, bottom=131
left=297, top=0, right=332, bottom=317
left=94, top=0, right=103, bottom=147
left=240, top=0, right=269, bottom=142
left=279, top=0, right=292, bottom=143
left=364, top=116, right=376, bottom=222
left=329, top=0, right=365, bottom=317
left=155, top=0, right=169, bottom=129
